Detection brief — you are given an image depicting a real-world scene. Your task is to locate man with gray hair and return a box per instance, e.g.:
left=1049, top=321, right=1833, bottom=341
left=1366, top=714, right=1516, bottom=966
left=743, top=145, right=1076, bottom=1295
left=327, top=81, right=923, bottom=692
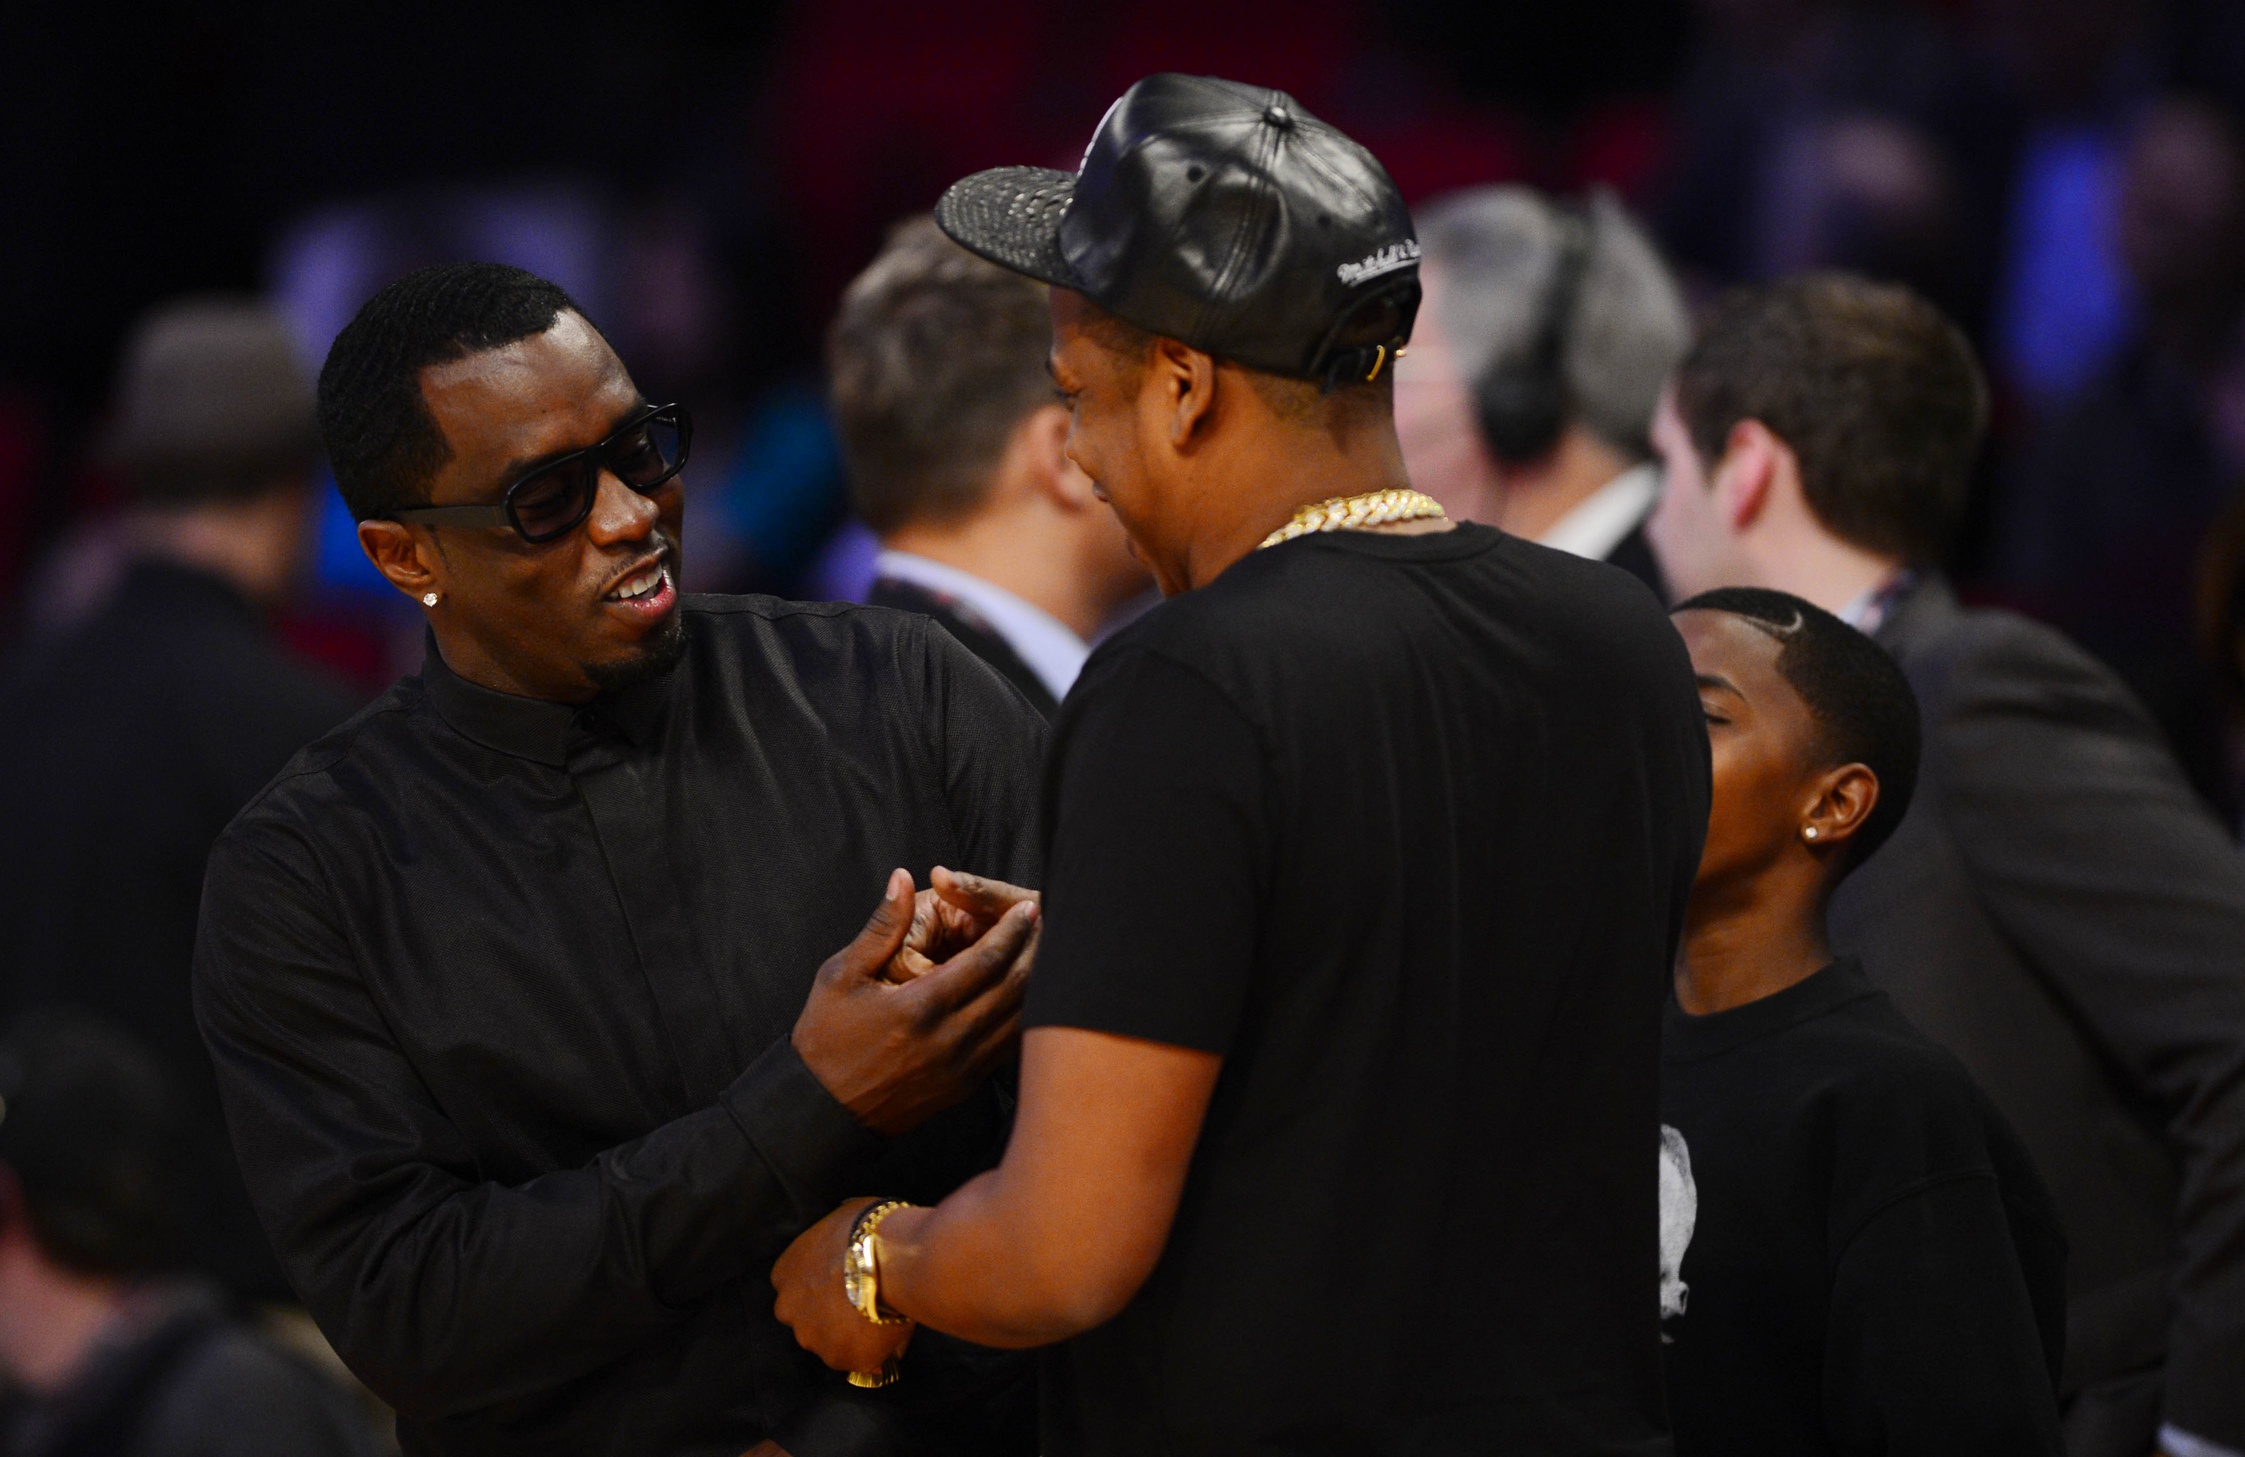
left=1395, top=187, right=1690, bottom=599
left=0, top=299, right=358, bottom=1303
left=831, top=215, right=1147, bottom=718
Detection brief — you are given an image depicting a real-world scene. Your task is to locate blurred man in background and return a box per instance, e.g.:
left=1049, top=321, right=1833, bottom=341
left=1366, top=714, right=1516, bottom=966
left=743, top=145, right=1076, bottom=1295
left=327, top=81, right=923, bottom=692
left=0, top=300, right=358, bottom=1303
left=1996, top=95, right=2245, bottom=815
left=1651, top=0, right=1998, bottom=330
left=1647, top=273, right=2245, bottom=1457
left=829, top=216, right=1148, bottom=717
left=0, top=1008, right=381, bottom=1457
left=1395, top=187, right=1691, bottom=599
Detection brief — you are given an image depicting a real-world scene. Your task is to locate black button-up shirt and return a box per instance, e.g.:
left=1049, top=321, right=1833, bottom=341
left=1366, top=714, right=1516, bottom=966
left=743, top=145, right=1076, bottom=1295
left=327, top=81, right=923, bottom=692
left=193, top=595, right=1044, bottom=1457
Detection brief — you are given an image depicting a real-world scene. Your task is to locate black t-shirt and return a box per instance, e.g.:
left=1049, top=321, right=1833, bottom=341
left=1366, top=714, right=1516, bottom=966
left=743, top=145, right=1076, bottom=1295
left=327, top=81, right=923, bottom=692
left=1658, top=958, right=2068, bottom=1456
left=1022, top=523, right=1709, bottom=1456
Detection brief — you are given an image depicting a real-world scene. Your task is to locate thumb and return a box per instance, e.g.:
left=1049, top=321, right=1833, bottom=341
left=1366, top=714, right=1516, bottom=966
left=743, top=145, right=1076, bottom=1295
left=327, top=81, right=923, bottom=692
left=835, top=869, right=914, bottom=980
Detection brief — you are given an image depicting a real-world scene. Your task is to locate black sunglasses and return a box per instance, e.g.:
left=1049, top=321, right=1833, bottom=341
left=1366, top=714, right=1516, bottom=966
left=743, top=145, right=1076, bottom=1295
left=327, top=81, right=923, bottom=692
left=391, top=404, right=693, bottom=544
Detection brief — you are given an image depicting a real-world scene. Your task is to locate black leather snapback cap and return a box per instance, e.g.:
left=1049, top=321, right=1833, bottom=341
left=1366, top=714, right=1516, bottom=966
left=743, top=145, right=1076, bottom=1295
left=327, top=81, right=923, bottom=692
left=935, top=73, right=1420, bottom=386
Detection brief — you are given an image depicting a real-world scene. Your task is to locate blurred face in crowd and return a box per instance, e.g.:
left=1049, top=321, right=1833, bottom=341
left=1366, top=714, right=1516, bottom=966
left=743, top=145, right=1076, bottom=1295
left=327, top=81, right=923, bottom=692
left=369, top=312, right=686, bottom=702
left=1977, top=0, right=2148, bottom=111
left=2118, top=98, right=2245, bottom=313
left=1647, top=389, right=1753, bottom=600
left=1674, top=608, right=1876, bottom=903
left=1390, top=260, right=1503, bottom=525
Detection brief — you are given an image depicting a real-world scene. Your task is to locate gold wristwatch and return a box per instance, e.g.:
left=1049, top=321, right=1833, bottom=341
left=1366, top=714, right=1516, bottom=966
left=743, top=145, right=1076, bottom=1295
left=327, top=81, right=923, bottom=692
left=842, top=1199, right=913, bottom=1328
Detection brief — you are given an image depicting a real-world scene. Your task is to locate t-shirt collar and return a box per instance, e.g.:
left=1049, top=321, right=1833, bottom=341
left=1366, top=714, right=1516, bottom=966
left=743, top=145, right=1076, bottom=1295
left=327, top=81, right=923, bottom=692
left=1663, top=956, right=1878, bottom=1061
left=418, top=633, right=679, bottom=767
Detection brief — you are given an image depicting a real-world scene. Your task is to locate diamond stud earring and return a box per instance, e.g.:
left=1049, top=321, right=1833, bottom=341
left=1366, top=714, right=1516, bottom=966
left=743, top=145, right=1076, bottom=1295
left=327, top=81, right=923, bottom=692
left=422, top=592, right=440, bottom=607
left=1803, top=825, right=1820, bottom=841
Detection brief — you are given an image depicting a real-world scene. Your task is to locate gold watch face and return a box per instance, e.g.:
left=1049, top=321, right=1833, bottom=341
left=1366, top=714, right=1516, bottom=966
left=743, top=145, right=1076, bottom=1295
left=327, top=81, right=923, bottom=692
left=844, top=1239, right=872, bottom=1313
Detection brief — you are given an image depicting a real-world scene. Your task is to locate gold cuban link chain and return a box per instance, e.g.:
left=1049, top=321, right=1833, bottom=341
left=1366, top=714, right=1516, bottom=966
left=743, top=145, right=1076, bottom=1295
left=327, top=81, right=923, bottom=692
left=1257, top=488, right=1447, bottom=550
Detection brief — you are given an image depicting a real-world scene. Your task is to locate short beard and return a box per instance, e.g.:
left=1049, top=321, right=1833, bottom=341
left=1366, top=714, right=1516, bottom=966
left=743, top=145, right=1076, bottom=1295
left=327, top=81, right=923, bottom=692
left=585, top=609, right=689, bottom=695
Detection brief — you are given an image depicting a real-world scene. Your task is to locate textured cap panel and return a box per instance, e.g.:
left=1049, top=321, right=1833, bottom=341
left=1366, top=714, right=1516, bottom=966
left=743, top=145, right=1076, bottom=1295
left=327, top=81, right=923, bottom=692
left=934, top=73, right=1417, bottom=381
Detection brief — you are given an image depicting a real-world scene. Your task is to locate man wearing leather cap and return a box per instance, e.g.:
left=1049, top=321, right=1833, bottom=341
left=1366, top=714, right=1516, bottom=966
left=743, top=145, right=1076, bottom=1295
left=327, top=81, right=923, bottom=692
left=773, top=74, right=1709, bottom=1455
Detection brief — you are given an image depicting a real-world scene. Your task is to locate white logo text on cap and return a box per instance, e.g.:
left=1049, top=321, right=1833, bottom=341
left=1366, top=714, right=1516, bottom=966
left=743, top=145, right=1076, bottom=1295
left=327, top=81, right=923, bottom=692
left=1337, top=240, right=1421, bottom=287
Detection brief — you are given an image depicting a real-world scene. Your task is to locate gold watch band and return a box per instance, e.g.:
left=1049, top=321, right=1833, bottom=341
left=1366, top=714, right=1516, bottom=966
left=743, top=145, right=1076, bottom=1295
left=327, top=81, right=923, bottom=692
left=843, top=1199, right=913, bottom=1326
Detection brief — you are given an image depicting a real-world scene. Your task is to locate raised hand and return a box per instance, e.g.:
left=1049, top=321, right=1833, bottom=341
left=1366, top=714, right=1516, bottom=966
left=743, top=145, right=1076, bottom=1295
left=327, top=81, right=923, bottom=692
left=792, top=870, right=1040, bottom=1136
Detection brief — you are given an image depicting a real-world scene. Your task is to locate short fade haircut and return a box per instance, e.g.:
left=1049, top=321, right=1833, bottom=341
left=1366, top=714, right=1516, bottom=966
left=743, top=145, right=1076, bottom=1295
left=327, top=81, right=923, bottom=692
left=1672, top=274, right=1987, bottom=564
left=317, top=262, right=583, bottom=521
left=1675, top=586, right=1923, bottom=876
left=1416, top=186, right=1689, bottom=458
left=0, top=1008, right=186, bottom=1277
left=828, top=215, right=1058, bottom=535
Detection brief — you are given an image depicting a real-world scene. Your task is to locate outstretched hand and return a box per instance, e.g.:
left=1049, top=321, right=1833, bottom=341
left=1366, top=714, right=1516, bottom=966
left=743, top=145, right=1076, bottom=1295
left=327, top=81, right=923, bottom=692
left=772, top=1198, right=915, bottom=1376
left=792, top=869, right=1040, bottom=1136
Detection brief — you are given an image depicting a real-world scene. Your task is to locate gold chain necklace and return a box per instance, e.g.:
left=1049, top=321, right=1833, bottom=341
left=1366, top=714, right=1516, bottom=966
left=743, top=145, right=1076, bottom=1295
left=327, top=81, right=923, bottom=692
left=1257, top=488, right=1447, bottom=550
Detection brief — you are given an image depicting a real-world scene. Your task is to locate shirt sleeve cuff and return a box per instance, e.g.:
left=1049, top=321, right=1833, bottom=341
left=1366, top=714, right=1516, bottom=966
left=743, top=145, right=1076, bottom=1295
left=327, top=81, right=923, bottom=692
left=722, top=1037, right=884, bottom=1221
left=2163, top=1425, right=2245, bottom=1457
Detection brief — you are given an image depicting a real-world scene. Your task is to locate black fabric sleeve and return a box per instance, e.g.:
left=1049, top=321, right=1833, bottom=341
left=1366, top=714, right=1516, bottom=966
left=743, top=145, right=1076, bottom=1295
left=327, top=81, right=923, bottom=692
left=1023, top=648, right=1267, bottom=1055
left=192, top=819, right=880, bottom=1425
left=918, top=619, right=1048, bottom=889
left=1822, top=1172, right=2065, bottom=1456
left=1932, top=625, right=2245, bottom=1445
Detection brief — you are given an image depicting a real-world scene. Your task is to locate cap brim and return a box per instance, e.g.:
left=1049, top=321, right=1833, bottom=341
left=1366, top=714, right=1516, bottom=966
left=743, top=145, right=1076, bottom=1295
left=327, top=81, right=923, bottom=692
left=935, top=167, right=1085, bottom=290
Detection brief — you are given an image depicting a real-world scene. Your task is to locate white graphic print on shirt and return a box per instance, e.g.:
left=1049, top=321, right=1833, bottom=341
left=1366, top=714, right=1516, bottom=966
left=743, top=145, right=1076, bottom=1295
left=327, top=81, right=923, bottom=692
left=1658, top=1124, right=1697, bottom=1331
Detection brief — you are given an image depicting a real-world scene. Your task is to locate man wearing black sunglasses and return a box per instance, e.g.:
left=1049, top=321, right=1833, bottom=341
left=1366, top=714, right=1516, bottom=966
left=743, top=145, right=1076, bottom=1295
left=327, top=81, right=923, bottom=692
left=353, top=309, right=696, bottom=702
left=193, top=263, right=1047, bottom=1457
left=390, top=403, right=690, bottom=545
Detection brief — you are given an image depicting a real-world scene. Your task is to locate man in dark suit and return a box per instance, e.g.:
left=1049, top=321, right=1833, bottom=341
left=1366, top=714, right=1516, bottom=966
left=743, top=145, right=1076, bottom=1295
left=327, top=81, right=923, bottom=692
left=1646, top=272, right=2245, bottom=1457
left=1394, top=186, right=1691, bottom=602
left=827, top=216, right=1149, bottom=717
left=0, top=299, right=359, bottom=1303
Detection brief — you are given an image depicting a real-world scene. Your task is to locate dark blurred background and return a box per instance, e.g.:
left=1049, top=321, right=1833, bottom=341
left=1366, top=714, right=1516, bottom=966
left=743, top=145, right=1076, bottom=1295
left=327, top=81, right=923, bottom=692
left=4, top=0, right=2245, bottom=811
